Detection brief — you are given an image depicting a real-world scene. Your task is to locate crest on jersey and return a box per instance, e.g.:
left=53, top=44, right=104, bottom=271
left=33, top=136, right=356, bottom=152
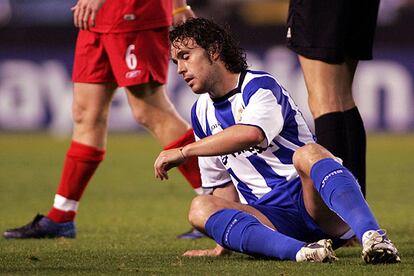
left=236, top=106, right=244, bottom=122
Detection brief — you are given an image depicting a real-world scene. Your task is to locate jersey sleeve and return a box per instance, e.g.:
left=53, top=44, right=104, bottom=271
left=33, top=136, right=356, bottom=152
left=239, top=88, right=284, bottom=146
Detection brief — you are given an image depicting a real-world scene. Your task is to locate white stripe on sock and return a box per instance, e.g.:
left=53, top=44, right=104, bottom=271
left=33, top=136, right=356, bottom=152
left=53, top=194, right=79, bottom=212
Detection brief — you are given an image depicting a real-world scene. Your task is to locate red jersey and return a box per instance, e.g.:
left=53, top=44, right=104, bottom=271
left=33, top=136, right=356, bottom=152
left=90, top=0, right=173, bottom=33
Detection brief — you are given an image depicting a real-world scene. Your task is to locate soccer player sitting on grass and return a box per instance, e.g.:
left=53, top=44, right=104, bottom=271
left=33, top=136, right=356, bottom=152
left=154, top=18, right=400, bottom=263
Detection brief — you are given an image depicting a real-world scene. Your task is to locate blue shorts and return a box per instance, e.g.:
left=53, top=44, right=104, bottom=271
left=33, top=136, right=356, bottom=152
left=251, top=177, right=345, bottom=247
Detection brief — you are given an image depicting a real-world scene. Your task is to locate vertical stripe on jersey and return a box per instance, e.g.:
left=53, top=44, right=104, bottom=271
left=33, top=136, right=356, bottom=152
left=228, top=168, right=258, bottom=204
left=246, top=154, right=287, bottom=188
left=273, top=85, right=306, bottom=147
left=272, top=140, right=294, bottom=164
left=191, top=101, right=206, bottom=139
left=205, top=116, right=212, bottom=136
left=213, top=100, right=236, bottom=129
left=242, top=74, right=305, bottom=147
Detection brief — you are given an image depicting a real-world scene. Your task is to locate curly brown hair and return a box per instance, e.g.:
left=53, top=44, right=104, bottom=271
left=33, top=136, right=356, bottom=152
left=169, top=18, right=248, bottom=73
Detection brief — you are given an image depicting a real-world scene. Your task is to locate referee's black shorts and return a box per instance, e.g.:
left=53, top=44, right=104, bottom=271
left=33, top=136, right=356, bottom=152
left=286, top=0, right=380, bottom=64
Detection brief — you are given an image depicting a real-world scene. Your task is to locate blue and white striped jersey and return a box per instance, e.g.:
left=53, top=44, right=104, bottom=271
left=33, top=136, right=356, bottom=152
left=191, top=70, right=315, bottom=205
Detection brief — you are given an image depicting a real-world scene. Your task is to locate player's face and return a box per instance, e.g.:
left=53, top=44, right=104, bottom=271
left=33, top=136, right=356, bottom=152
left=171, top=38, right=218, bottom=94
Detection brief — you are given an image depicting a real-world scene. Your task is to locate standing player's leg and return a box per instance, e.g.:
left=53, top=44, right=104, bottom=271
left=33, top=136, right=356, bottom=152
left=293, top=143, right=400, bottom=263
left=126, top=82, right=202, bottom=192
left=106, top=26, right=204, bottom=239
left=287, top=0, right=367, bottom=197
left=47, top=83, right=116, bottom=222
left=126, top=83, right=205, bottom=239
left=106, top=28, right=203, bottom=195
left=3, top=82, right=117, bottom=239
left=125, top=84, right=205, bottom=238
left=298, top=56, right=366, bottom=196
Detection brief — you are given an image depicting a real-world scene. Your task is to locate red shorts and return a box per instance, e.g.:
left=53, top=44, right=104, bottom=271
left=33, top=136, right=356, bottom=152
left=72, top=27, right=169, bottom=87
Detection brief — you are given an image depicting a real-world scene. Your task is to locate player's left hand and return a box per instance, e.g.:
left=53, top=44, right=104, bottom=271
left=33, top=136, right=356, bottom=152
left=183, top=244, right=232, bottom=257
left=72, top=0, right=106, bottom=30
left=154, top=148, right=186, bottom=180
left=173, top=7, right=195, bottom=26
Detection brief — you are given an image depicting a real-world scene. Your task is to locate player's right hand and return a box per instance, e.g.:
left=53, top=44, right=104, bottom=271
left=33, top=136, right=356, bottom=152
left=154, top=148, right=187, bottom=180
left=72, top=0, right=106, bottom=30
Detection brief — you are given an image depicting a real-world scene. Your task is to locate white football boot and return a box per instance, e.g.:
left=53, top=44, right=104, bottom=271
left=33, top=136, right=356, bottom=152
left=296, top=239, right=338, bottom=263
left=362, top=229, right=401, bottom=264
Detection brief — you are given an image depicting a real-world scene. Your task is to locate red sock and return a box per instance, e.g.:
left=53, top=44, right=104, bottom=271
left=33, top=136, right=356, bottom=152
left=164, top=129, right=202, bottom=193
left=47, top=141, right=105, bottom=223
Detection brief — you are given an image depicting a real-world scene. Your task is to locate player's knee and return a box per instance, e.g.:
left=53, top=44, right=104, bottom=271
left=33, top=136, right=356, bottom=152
left=293, top=143, right=323, bottom=171
left=293, top=144, right=310, bottom=170
left=131, top=107, right=152, bottom=127
left=188, top=195, right=216, bottom=229
left=72, top=102, right=86, bottom=125
left=72, top=103, right=108, bottom=129
left=130, top=101, right=165, bottom=128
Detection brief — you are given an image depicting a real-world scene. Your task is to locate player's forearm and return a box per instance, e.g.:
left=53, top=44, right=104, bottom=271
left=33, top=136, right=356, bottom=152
left=182, top=125, right=265, bottom=158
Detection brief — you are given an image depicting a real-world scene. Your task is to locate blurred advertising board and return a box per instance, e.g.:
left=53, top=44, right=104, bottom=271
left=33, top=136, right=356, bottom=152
left=0, top=46, right=413, bottom=134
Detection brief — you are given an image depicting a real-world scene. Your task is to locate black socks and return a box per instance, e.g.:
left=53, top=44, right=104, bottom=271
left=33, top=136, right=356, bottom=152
left=314, top=107, right=366, bottom=197
left=344, top=107, right=366, bottom=196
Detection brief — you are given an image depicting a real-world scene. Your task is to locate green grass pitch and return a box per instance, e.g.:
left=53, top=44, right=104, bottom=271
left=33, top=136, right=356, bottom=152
left=0, top=133, right=413, bottom=275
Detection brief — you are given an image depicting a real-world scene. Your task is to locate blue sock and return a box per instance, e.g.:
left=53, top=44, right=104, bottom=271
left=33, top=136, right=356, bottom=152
left=310, top=158, right=380, bottom=241
left=205, top=209, right=305, bottom=261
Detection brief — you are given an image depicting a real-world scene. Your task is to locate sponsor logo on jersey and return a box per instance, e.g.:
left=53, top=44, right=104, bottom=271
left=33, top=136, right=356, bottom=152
left=125, top=70, right=141, bottom=79
left=221, top=143, right=274, bottom=165
left=210, top=122, right=222, bottom=132
left=123, top=14, right=136, bottom=21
